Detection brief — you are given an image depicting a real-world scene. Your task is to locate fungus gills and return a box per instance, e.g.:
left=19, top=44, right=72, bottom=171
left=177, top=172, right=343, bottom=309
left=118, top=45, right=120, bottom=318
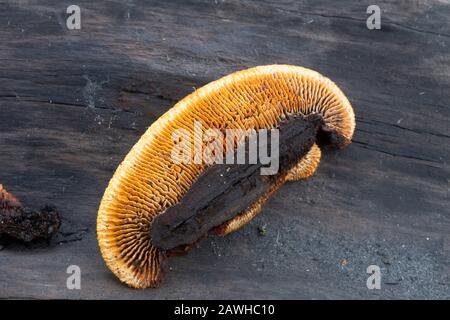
left=0, top=184, right=60, bottom=242
left=97, top=65, right=355, bottom=288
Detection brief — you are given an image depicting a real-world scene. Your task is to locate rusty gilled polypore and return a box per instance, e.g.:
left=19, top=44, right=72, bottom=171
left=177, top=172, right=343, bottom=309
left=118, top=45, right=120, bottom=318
left=97, top=65, right=355, bottom=288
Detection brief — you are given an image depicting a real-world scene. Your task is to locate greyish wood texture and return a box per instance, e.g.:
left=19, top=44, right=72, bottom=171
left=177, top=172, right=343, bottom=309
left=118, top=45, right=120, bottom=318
left=0, top=0, right=449, bottom=299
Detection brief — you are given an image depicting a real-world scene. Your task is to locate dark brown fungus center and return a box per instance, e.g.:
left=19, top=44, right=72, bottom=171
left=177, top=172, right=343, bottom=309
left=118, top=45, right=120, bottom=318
left=151, top=114, right=327, bottom=252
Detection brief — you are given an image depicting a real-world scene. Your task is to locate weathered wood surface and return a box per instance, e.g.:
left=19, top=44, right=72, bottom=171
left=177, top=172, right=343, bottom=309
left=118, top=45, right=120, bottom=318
left=0, top=0, right=449, bottom=299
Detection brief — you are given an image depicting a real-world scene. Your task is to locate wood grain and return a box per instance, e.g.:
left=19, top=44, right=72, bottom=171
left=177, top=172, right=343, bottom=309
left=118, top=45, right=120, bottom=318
left=0, top=0, right=449, bottom=299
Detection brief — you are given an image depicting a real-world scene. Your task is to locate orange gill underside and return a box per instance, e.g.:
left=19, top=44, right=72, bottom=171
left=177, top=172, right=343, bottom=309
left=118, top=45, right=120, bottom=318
left=97, top=65, right=355, bottom=288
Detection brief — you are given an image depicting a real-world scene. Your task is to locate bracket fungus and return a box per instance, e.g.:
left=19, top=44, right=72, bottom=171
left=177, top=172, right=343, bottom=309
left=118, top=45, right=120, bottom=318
left=97, top=65, right=355, bottom=288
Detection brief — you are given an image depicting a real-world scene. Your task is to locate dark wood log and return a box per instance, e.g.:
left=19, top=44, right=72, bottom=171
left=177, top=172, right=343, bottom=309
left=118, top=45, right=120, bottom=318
left=0, top=0, right=449, bottom=299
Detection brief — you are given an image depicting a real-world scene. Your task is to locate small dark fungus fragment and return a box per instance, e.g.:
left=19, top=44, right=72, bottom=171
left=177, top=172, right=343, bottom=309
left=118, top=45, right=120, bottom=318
left=0, top=184, right=60, bottom=242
